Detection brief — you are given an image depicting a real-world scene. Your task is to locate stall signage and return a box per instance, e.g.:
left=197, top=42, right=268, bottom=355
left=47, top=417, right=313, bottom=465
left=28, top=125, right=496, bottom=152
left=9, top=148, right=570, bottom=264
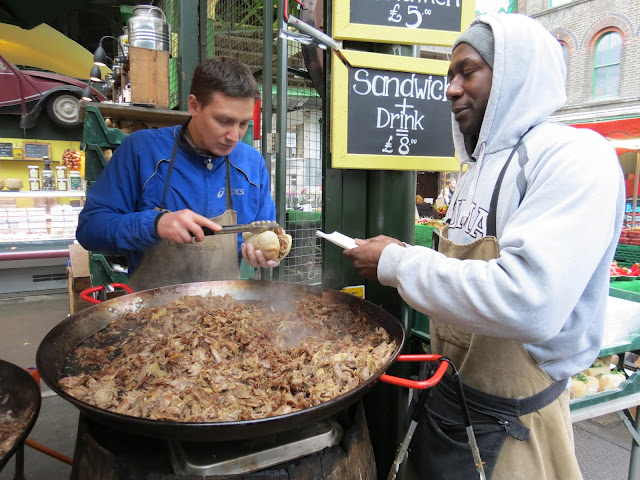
left=0, top=142, right=12, bottom=158
left=333, top=0, right=475, bottom=46
left=22, top=141, right=52, bottom=160
left=331, top=50, right=458, bottom=171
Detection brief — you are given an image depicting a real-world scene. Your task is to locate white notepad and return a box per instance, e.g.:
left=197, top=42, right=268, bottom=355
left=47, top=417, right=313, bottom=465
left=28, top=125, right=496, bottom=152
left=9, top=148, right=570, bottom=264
left=316, top=230, right=357, bottom=250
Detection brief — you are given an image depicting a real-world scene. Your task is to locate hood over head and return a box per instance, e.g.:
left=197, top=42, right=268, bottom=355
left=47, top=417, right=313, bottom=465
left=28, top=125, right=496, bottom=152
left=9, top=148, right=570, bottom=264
left=452, top=13, right=567, bottom=164
left=453, top=22, right=495, bottom=69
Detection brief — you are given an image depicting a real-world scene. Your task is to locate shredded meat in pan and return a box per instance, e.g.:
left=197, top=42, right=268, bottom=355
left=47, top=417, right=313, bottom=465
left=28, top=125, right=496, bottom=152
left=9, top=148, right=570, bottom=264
left=59, top=294, right=396, bottom=423
left=0, top=394, right=35, bottom=456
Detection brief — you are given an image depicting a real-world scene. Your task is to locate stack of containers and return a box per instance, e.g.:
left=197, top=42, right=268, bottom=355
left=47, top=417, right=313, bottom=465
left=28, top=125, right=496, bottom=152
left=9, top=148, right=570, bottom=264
left=81, top=105, right=125, bottom=191
left=49, top=205, right=80, bottom=238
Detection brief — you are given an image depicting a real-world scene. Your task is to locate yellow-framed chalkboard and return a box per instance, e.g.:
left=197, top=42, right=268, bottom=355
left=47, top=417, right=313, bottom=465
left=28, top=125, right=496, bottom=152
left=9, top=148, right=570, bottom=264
left=0, top=142, right=13, bottom=158
left=22, top=141, right=52, bottom=161
left=333, top=0, right=475, bottom=46
left=331, top=50, right=459, bottom=171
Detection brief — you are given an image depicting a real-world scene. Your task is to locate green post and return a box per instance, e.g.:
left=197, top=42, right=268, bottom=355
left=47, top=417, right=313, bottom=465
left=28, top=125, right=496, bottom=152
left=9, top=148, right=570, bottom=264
left=178, top=0, right=199, bottom=110
left=273, top=0, right=288, bottom=281
left=364, top=43, right=417, bottom=480
left=321, top=1, right=417, bottom=476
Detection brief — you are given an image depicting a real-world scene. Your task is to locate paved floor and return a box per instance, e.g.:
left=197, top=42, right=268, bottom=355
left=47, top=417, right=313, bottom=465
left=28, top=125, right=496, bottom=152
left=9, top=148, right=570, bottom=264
left=0, top=291, right=636, bottom=479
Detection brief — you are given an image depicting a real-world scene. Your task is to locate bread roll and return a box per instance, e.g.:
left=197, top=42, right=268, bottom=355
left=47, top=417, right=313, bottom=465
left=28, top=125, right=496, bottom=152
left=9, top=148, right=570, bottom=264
left=598, top=373, right=626, bottom=392
left=0, top=179, right=4, bottom=190
left=570, top=379, right=588, bottom=399
left=570, top=375, right=599, bottom=398
left=585, top=375, right=600, bottom=395
left=243, top=227, right=292, bottom=261
left=585, top=365, right=611, bottom=377
left=4, top=178, right=23, bottom=190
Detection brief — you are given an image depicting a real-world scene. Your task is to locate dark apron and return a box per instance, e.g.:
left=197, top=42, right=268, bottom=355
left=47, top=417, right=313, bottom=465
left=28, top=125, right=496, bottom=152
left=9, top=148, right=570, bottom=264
left=128, top=139, right=240, bottom=291
left=409, top=137, right=582, bottom=479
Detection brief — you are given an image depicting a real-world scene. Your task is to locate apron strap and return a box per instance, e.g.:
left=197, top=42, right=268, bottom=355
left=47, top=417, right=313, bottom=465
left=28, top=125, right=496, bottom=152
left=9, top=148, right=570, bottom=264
left=225, top=157, right=232, bottom=211
left=160, top=137, right=181, bottom=211
left=438, top=373, right=567, bottom=418
left=486, top=132, right=528, bottom=237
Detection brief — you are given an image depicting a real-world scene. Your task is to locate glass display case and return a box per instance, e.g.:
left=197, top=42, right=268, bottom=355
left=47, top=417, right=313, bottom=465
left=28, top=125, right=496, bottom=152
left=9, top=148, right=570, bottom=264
left=0, top=190, right=85, bottom=294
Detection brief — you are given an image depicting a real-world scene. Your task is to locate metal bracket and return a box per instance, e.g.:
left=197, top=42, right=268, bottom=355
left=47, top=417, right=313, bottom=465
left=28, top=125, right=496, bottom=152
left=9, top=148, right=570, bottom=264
left=265, top=133, right=279, bottom=154
left=286, top=15, right=342, bottom=50
left=617, top=410, right=640, bottom=446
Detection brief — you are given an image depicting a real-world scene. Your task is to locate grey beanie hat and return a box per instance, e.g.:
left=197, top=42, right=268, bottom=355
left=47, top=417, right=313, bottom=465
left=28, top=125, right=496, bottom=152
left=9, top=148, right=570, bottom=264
left=453, top=23, right=495, bottom=69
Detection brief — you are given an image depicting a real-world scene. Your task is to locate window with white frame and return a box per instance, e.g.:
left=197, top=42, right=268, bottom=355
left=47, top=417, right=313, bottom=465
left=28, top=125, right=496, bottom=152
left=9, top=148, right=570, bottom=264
left=593, top=31, right=622, bottom=98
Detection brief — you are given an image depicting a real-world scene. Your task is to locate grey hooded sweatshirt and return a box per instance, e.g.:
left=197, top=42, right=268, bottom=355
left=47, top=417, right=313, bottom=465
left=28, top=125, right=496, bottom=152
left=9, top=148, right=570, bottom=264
left=378, top=13, right=625, bottom=381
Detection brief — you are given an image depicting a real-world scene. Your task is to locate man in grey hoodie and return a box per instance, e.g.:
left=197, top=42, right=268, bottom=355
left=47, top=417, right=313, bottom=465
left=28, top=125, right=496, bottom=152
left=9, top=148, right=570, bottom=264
left=345, top=13, right=625, bottom=479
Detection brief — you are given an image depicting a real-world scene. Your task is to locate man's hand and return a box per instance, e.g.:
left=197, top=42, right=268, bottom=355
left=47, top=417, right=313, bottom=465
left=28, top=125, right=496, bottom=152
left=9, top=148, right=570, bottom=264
left=343, top=235, right=405, bottom=281
left=241, top=242, right=280, bottom=269
left=156, top=209, right=222, bottom=243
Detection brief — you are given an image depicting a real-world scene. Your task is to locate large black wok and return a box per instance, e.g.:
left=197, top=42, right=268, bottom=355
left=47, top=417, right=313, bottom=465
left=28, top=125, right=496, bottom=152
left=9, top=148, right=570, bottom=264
left=0, top=359, right=41, bottom=472
left=37, top=280, right=409, bottom=442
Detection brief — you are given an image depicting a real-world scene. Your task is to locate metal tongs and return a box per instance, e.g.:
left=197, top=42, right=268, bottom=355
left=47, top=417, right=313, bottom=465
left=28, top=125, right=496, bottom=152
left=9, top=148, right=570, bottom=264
left=202, top=220, right=279, bottom=236
left=387, top=358, right=487, bottom=480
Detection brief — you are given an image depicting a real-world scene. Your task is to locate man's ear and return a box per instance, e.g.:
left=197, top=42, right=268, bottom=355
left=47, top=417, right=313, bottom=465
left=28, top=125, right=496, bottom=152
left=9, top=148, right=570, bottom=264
left=187, top=95, right=200, bottom=116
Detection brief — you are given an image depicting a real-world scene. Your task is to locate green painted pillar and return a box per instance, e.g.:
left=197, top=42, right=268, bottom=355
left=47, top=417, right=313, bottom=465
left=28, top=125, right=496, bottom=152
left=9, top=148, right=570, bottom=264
left=364, top=45, right=417, bottom=480
left=273, top=0, right=289, bottom=281
left=178, top=0, right=199, bottom=110
left=363, top=167, right=415, bottom=480
left=320, top=1, right=418, bottom=473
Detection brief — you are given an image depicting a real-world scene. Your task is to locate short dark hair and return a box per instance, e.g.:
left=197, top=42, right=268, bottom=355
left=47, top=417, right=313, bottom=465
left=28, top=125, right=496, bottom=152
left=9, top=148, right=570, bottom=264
left=190, top=56, right=260, bottom=105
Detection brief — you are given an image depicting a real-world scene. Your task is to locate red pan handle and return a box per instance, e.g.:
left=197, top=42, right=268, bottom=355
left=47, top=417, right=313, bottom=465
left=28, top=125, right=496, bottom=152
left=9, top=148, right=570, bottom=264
left=80, top=283, right=134, bottom=304
left=380, top=354, right=449, bottom=390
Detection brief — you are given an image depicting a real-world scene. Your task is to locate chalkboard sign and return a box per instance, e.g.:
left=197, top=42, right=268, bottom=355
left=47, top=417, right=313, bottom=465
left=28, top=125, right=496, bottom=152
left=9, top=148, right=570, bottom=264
left=334, top=0, right=475, bottom=46
left=0, top=143, right=13, bottom=158
left=332, top=50, right=458, bottom=171
left=22, top=142, right=52, bottom=160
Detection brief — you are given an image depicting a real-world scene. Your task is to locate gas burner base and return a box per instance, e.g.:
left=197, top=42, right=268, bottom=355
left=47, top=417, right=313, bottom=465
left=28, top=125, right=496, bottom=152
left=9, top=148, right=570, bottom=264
left=169, top=418, right=343, bottom=476
left=70, top=401, right=375, bottom=480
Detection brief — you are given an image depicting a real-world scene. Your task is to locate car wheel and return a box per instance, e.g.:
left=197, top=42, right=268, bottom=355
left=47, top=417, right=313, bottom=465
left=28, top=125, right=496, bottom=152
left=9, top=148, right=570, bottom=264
left=47, top=93, right=82, bottom=128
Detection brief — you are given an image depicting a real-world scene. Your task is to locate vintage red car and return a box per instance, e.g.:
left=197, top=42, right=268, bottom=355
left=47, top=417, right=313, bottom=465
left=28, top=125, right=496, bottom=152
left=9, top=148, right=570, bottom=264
left=0, top=52, right=104, bottom=129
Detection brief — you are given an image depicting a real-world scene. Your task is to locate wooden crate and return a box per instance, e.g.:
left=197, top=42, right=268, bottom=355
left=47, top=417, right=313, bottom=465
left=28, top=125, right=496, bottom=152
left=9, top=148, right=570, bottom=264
left=68, top=243, right=92, bottom=315
left=128, top=46, right=170, bottom=108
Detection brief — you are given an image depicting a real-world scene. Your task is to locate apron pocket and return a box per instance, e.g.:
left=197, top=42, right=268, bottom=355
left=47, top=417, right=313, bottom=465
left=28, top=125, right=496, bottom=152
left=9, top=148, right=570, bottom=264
left=408, top=386, right=513, bottom=480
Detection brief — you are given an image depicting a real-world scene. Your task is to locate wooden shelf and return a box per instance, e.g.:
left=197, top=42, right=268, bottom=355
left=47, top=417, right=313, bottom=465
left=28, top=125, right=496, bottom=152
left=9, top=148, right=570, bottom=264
left=81, top=102, right=189, bottom=128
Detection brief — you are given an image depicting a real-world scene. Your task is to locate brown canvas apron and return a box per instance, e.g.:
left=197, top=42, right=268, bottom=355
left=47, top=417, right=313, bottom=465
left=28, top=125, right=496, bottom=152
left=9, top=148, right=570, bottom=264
left=409, top=138, right=582, bottom=479
left=128, top=140, right=240, bottom=291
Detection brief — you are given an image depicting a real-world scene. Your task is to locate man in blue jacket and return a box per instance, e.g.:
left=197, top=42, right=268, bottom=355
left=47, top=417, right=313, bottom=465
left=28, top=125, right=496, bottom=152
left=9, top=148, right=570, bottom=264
left=76, top=56, right=278, bottom=290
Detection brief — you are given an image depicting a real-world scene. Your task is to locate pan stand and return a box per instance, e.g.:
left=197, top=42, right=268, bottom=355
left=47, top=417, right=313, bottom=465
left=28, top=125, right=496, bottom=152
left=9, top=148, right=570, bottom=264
left=168, top=418, right=343, bottom=476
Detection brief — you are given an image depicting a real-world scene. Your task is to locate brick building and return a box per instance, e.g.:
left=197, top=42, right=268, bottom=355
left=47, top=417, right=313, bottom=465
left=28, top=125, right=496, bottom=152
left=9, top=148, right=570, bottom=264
left=519, top=0, right=640, bottom=121
left=519, top=0, right=640, bottom=222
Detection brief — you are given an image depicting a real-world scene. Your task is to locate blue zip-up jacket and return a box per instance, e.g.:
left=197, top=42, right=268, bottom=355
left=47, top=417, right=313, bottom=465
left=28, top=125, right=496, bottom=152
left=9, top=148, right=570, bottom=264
left=76, top=124, right=275, bottom=275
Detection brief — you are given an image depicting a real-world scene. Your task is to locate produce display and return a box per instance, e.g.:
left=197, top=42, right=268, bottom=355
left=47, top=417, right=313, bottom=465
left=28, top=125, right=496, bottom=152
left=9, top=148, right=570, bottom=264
left=416, top=218, right=446, bottom=229
left=62, top=149, right=82, bottom=171
left=59, top=294, right=396, bottom=422
left=610, top=262, right=640, bottom=277
left=570, top=355, right=627, bottom=399
left=619, top=228, right=640, bottom=246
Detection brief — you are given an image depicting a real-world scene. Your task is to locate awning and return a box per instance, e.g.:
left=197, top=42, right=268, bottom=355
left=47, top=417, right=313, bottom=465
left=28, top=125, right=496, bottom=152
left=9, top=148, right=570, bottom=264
left=571, top=117, right=640, bottom=153
left=0, top=22, right=110, bottom=79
